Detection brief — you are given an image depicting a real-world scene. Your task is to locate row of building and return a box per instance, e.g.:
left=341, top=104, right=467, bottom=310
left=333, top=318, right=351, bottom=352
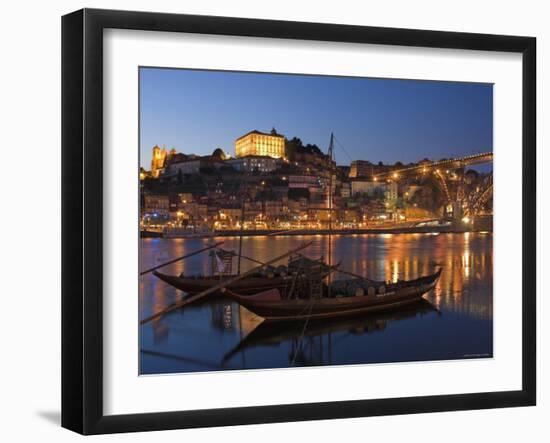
left=142, top=192, right=402, bottom=230
left=141, top=127, right=438, bottom=230
left=142, top=178, right=432, bottom=229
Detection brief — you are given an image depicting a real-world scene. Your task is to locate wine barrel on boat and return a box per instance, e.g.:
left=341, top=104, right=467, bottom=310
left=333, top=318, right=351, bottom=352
left=330, top=276, right=386, bottom=298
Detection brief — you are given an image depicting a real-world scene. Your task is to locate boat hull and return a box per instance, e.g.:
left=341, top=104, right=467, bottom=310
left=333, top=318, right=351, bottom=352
left=225, top=270, right=441, bottom=322
left=153, top=271, right=293, bottom=295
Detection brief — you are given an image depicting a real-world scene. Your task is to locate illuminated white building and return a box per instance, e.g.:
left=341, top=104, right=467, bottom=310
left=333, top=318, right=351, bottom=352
left=235, top=128, right=285, bottom=159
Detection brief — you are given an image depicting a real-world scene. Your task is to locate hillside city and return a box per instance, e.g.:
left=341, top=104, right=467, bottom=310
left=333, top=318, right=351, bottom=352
left=140, top=128, right=493, bottom=235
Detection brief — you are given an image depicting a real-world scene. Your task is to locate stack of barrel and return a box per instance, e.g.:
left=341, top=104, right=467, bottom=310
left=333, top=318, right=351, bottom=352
left=330, top=278, right=386, bottom=297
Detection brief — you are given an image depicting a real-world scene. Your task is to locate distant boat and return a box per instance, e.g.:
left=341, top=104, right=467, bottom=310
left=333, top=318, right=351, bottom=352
left=140, top=229, right=163, bottom=238
left=223, top=268, right=442, bottom=322
left=163, top=226, right=214, bottom=238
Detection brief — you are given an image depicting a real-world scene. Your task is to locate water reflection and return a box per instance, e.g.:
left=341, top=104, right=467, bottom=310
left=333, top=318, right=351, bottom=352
left=222, top=299, right=438, bottom=367
left=139, top=233, right=493, bottom=374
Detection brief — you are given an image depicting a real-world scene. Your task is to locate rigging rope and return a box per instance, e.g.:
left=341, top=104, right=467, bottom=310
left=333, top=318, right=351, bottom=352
left=333, top=134, right=354, bottom=164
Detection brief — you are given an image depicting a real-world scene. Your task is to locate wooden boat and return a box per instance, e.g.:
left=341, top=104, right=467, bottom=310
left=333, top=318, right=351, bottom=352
left=153, top=270, right=294, bottom=295
left=223, top=268, right=442, bottom=322
left=153, top=256, right=338, bottom=295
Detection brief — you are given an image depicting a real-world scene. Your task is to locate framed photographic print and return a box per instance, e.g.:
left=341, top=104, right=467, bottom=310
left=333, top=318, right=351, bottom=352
left=62, top=8, right=536, bottom=435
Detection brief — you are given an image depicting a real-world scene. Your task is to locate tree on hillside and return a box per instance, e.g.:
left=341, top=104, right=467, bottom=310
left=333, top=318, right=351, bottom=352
left=285, top=136, right=324, bottom=159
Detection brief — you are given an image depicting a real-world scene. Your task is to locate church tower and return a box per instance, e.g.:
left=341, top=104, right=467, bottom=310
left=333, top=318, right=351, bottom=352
left=151, top=145, right=167, bottom=178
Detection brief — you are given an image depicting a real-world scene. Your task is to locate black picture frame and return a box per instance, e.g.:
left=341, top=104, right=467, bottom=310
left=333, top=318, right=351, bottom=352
left=62, top=8, right=536, bottom=435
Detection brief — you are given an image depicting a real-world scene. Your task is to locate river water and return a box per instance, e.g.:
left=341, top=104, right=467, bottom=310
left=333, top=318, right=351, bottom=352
left=139, top=232, right=493, bottom=374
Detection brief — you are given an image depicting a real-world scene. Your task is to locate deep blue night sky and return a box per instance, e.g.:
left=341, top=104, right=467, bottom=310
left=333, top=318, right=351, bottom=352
left=139, top=67, right=493, bottom=169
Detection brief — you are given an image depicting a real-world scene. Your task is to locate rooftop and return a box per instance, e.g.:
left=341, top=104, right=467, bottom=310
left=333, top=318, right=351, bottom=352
left=235, top=128, right=285, bottom=141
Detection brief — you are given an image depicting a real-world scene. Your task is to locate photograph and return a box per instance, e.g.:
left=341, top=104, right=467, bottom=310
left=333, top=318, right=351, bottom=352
left=138, top=67, right=494, bottom=375
left=1, top=0, right=543, bottom=439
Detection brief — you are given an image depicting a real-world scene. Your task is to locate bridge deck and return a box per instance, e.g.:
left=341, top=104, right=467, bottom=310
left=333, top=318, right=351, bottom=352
left=372, top=152, right=493, bottom=180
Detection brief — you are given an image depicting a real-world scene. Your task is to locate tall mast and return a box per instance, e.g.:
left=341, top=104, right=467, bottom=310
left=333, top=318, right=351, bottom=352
left=237, top=195, right=245, bottom=275
left=327, top=133, right=334, bottom=297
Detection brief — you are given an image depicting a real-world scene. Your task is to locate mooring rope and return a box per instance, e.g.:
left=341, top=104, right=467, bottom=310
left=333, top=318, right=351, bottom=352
left=290, top=298, right=317, bottom=366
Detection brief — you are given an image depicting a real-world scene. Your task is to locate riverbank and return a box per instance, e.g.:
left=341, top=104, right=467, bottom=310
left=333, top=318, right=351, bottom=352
left=211, top=226, right=492, bottom=237
left=142, top=225, right=492, bottom=239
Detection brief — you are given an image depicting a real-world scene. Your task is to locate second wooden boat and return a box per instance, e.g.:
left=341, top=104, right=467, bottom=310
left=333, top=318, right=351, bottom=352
left=223, top=268, right=442, bottom=322
left=153, top=271, right=294, bottom=295
left=153, top=255, right=337, bottom=295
